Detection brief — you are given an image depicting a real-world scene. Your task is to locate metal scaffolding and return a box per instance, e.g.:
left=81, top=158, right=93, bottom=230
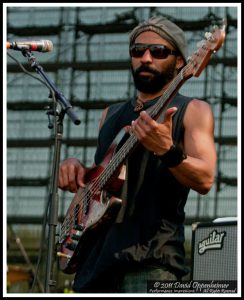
left=5, top=5, right=238, bottom=292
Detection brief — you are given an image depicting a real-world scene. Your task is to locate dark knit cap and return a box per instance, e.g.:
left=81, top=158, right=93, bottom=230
left=130, top=16, right=188, bottom=63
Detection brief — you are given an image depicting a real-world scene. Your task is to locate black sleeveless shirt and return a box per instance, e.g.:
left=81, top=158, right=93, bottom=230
left=73, top=93, right=193, bottom=292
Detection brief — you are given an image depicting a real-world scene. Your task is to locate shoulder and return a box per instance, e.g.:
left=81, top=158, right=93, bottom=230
left=98, top=107, right=109, bottom=130
left=186, top=98, right=213, bottom=116
left=187, top=98, right=211, bottom=108
left=184, top=98, right=214, bottom=128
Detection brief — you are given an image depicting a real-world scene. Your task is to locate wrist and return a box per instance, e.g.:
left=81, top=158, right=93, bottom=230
left=155, top=143, right=187, bottom=168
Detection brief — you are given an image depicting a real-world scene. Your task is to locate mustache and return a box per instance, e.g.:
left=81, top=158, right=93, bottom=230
left=134, top=65, right=161, bottom=76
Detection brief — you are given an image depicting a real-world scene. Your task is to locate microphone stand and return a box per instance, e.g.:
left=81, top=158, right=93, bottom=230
left=21, top=48, right=81, bottom=293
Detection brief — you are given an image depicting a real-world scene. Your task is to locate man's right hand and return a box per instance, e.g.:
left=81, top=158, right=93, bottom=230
left=58, top=158, right=86, bottom=193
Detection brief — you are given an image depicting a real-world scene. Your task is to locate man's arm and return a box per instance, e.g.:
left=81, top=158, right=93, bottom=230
left=58, top=108, right=109, bottom=193
left=169, top=99, right=216, bottom=194
left=131, top=99, right=216, bottom=194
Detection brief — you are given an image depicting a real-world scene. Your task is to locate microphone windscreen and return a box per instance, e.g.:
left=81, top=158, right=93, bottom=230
left=42, top=40, right=53, bottom=52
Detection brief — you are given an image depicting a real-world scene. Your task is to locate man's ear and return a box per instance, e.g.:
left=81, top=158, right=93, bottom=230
left=176, top=55, right=185, bottom=71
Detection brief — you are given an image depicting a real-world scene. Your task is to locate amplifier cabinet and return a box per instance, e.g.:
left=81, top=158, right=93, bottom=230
left=191, top=219, right=237, bottom=280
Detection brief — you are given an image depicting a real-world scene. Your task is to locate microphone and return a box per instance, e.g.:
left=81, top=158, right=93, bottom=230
left=7, top=40, right=53, bottom=52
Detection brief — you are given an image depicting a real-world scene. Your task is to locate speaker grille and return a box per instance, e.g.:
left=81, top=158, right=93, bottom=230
left=192, top=222, right=237, bottom=280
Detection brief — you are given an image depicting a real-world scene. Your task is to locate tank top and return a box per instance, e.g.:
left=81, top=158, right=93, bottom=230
left=73, top=93, right=193, bottom=292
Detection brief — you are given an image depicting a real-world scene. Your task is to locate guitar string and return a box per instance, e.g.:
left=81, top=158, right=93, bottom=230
left=59, top=133, right=138, bottom=238
left=59, top=34, right=219, bottom=240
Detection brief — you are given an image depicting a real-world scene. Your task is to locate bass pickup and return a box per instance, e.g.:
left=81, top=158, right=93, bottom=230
left=73, top=224, right=84, bottom=231
left=71, top=233, right=81, bottom=241
left=65, top=241, right=78, bottom=251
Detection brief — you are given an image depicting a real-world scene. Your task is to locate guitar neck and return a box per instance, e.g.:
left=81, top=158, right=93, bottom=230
left=99, top=133, right=138, bottom=188
left=148, top=67, right=191, bottom=119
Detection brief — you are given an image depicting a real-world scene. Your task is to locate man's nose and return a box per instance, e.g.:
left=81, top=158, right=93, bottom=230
left=140, top=49, right=153, bottom=63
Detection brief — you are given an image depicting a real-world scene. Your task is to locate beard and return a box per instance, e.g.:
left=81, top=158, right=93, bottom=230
left=131, top=61, right=177, bottom=94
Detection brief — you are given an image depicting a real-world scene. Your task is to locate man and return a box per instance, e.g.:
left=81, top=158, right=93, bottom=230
left=58, top=16, right=216, bottom=293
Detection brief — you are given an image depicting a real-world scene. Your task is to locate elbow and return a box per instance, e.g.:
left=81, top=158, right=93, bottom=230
left=197, top=186, right=211, bottom=195
left=195, top=178, right=215, bottom=195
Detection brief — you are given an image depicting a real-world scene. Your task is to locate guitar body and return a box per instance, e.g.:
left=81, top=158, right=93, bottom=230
left=57, top=190, right=122, bottom=274
left=57, top=131, right=126, bottom=274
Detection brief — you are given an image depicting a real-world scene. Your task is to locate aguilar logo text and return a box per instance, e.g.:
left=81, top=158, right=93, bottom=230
left=198, top=230, right=226, bottom=254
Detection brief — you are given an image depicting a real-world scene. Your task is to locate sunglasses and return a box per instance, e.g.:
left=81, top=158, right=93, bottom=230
left=130, top=43, right=178, bottom=59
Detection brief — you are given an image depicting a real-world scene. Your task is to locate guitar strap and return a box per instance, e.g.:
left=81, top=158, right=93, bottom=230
left=115, top=149, right=150, bottom=223
left=115, top=103, right=168, bottom=222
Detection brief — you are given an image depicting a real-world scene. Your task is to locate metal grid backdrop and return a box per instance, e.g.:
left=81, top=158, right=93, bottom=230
left=6, top=7, right=237, bottom=234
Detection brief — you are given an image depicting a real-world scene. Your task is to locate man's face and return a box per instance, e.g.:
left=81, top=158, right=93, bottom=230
left=130, top=31, right=180, bottom=94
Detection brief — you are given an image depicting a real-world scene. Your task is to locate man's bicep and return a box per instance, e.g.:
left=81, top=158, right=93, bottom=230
left=183, top=100, right=216, bottom=166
